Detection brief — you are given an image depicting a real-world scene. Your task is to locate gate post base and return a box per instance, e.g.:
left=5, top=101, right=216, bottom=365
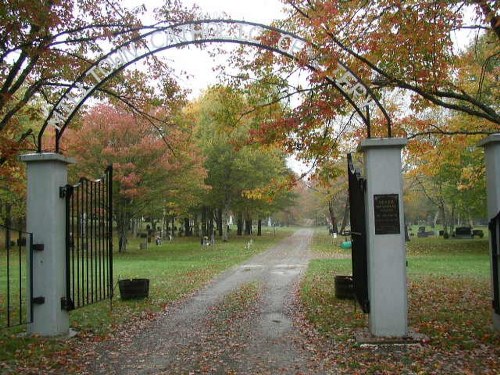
left=20, top=153, right=75, bottom=336
left=359, top=138, right=408, bottom=338
left=479, top=134, right=500, bottom=332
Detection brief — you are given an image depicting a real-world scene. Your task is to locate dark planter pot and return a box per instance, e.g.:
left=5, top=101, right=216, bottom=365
left=334, top=275, right=354, bottom=300
left=118, top=278, right=149, bottom=300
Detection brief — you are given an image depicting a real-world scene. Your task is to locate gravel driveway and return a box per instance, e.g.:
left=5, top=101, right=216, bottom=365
left=89, top=228, right=317, bottom=374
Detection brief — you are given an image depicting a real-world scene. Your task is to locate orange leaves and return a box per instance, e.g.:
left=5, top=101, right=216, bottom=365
left=66, top=103, right=207, bottom=210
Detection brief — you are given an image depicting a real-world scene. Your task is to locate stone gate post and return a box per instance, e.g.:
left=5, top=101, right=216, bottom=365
left=359, top=138, right=408, bottom=337
left=478, top=134, right=500, bottom=331
left=20, top=153, right=74, bottom=336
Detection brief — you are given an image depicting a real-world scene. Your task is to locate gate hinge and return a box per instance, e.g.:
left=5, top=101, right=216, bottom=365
left=33, top=243, right=44, bottom=251
left=61, top=297, right=75, bottom=311
left=59, top=185, right=73, bottom=199
left=32, top=296, right=45, bottom=304
left=364, top=300, right=370, bottom=314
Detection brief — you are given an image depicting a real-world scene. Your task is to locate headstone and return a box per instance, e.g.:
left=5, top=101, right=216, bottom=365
left=455, top=227, right=472, bottom=239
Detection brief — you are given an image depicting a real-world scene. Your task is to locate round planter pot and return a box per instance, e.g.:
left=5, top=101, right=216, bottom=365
left=340, top=241, right=352, bottom=249
left=118, top=278, right=150, bottom=300
left=334, top=275, right=354, bottom=300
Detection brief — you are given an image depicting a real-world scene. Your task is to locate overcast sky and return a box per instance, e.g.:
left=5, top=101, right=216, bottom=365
left=121, top=0, right=287, bottom=97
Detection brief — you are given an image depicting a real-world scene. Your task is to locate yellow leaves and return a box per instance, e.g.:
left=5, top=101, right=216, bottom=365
left=242, top=176, right=294, bottom=203
left=458, top=164, right=485, bottom=192
left=242, top=188, right=264, bottom=201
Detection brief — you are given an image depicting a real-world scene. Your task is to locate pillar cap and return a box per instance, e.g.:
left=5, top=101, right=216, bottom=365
left=359, top=137, right=408, bottom=151
left=478, top=134, right=500, bottom=148
left=19, top=152, right=75, bottom=164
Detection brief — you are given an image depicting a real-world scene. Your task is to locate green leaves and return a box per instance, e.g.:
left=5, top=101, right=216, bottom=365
left=191, top=85, right=295, bottom=223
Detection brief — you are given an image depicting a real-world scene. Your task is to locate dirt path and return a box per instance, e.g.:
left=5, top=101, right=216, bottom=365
left=89, top=229, right=317, bottom=374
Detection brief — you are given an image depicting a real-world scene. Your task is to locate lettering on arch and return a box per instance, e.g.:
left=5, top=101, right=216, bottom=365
left=41, top=19, right=387, bottom=151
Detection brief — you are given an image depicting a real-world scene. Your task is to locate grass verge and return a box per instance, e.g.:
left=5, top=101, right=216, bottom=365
left=0, top=229, right=290, bottom=373
left=300, top=228, right=500, bottom=373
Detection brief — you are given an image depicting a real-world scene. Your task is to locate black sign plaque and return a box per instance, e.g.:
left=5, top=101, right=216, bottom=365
left=374, top=194, right=400, bottom=235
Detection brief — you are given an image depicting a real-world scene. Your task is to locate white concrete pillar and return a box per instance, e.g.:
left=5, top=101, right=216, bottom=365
left=478, top=134, right=500, bottom=331
left=20, top=153, right=74, bottom=336
left=359, top=138, right=408, bottom=337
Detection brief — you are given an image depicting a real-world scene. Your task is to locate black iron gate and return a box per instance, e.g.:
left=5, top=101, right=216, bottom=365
left=1, top=224, right=33, bottom=328
left=347, top=154, right=370, bottom=313
left=489, top=211, right=500, bottom=314
left=61, top=166, right=113, bottom=311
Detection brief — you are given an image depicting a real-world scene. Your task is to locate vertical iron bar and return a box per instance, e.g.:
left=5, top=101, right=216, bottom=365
left=93, top=180, right=97, bottom=303
left=5, top=227, right=10, bottom=327
left=70, top=187, right=75, bottom=307
left=108, top=166, right=114, bottom=301
left=366, top=107, right=371, bottom=139
left=89, top=179, right=94, bottom=305
left=85, top=179, right=90, bottom=305
left=97, top=179, right=101, bottom=300
left=104, top=171, right=109, bottom=300
left=29, top=232, right=33, bottom=323
left=490, top=213, right=500, bottom=314
left=96, top=180, right=100, bottom=300
left=98, top=178, right=103, bottom=300
left=64, top=185, right=72, bottom=310
left=89, top=180, right=92, bottom=304
left=6, top=226, right=10, bottom=327
left=18, top=230, right=22, bottom=325
left=76, top=181, right=81, bottom=308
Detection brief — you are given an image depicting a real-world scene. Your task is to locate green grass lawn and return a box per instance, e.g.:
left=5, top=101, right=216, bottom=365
left=0, top=228, right=294, bottom=373
left=2, top=226, right=498, bottom=374
left=301, top=228, right=499, bottom=374
left=70, top=231, right=291, bottom=334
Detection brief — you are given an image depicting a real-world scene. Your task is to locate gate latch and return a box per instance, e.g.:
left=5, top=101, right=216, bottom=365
left=59, top=185, right=73, bottom=199
left=61, top=297, right=75, bottom=311
left=32, top=296, right=45, bottom=304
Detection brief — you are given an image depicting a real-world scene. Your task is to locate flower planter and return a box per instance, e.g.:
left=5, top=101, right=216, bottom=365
left=334, top=275, right=354, bottom=300
left=118, top=278, right=149, bottom=300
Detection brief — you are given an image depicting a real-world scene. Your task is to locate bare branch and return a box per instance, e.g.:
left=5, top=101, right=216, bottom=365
left=407, top=129, right=497, bottom=139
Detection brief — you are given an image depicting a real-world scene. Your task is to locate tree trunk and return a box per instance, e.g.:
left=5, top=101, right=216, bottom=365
left=118, top=228, right=127, bottom=252
left=433, top=210, right=439, bottom=228
left=450, top=204, right=456, bottom=235
left=117, top=217, right=128, bottom=252
left=184, top=217, right=190, bottom=237
left=440, top=204, right=448, bottom=237
left=217, top=208, right=223, bottom=237
left=5, top=203, right=11, bottom=228
left=222, top=204, right=230, bottom=242
left=209, top=211, right=214, bottom=237
left=257, top=219, right=262, bottom=236
left=468, top=214, right=474, bottom=228
left=328, top=198, right=338, bottom=233
left=116, top=201, right=129, bottom=252
left=237, top=213, right=243, bottom=236
left=4, top=204, right=11, bottom=248
left=340, top=196, right=349, bottom=234
left=201, top=206, right=207, bottom=238
left=193, top=214, right=199, bottom=237
left=245, top=219, right=252, bottom=235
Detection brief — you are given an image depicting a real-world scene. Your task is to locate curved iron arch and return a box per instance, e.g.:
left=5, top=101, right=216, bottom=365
left=38, top=19, right=392, bottom=153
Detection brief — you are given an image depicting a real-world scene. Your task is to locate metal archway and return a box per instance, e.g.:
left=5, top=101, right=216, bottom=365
left=38, top=19, right=392, bottom=152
